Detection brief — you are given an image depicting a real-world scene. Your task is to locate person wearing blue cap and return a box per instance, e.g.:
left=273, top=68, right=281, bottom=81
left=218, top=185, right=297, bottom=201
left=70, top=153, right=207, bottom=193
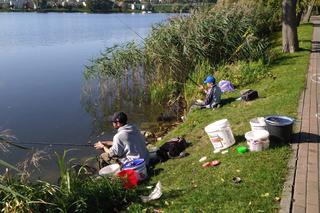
left=190, top=75, right=222, bottom=110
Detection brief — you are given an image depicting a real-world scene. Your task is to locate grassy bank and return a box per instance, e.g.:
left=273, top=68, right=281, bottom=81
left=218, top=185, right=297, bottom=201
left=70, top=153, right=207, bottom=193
left=129, top=23, right=313, bottom=212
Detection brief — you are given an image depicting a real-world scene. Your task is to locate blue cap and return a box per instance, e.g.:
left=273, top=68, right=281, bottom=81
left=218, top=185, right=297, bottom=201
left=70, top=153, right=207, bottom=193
left=204, top=75, right=215, bottom=84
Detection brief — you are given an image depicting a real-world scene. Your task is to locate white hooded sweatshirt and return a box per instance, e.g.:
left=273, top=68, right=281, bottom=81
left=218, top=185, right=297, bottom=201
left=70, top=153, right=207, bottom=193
left=109, top=124, right=149, bottom=165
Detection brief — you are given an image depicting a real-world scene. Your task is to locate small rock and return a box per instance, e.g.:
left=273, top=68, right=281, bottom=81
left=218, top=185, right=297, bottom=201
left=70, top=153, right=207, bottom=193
left=221, top=150, right=228, bottom=154
left=232, top=177, right=241, bottom=184
left=199, top=156, right=207, bottom=162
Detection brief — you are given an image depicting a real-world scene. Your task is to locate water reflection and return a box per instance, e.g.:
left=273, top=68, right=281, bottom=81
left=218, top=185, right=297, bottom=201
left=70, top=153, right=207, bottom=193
left=81, top=68, right=158, bottom=139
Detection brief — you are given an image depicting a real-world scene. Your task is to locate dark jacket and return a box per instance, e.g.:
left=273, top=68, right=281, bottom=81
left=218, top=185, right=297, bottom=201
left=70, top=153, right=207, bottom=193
left=204, top=85, right=222, bottom=108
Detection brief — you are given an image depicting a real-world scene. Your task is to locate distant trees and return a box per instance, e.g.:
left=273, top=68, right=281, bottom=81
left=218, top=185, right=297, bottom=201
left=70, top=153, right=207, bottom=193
left=87, top=0, right=114, bottom=12
left=301, top=0, right=316, bottom=22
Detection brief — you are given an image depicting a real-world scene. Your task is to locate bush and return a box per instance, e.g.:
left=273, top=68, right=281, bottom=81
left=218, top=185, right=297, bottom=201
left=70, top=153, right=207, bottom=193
left=144, top=3, right=272, bottom=92
left=87, top=0, right=114, bottom=12
left=215, top=60, right=269, bottom=87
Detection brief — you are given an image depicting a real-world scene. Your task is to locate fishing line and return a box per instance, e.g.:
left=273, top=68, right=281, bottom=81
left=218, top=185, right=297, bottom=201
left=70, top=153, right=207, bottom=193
left=115, top=17, right=145, bottom=42
left=187, top=76, right=201, bottom=87
left=2, top=141, right=93, bottom=148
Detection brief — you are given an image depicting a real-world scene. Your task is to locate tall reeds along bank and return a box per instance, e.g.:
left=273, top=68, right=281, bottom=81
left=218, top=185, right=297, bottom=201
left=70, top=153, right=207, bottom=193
left=84, top=1, right=280, bottom=112
left=0, top=173, right=138, bottom=212
left=0, top=148, right=138, bottom=212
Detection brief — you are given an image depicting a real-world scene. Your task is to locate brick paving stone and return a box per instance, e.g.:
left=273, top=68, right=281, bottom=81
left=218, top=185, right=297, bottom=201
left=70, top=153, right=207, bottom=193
left=280, top=17, right=320, bottom=213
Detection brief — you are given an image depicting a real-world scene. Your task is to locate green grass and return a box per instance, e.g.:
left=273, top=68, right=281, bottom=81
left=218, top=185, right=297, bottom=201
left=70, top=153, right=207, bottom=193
left=129, top=24, right=313, bottom=212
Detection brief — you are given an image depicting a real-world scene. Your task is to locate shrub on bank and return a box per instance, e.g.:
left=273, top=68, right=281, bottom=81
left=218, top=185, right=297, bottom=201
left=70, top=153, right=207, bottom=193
left=216, top=60, right=269, bottom=87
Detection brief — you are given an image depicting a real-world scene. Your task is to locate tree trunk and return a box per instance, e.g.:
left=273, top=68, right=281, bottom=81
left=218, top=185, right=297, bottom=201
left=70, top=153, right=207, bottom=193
left=282, top=0, right=299, bottom=53
left=296, top=10, right=304, bottom=26
left=302, top=0, right=315, bottom=22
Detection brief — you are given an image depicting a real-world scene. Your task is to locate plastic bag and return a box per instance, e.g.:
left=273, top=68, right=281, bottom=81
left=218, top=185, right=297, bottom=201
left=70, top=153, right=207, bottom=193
left=218, top=80, right=234, bottom=92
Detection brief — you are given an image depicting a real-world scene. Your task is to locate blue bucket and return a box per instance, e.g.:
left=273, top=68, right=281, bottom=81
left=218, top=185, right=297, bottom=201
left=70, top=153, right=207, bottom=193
left=122, top=159, right=147, bottom=181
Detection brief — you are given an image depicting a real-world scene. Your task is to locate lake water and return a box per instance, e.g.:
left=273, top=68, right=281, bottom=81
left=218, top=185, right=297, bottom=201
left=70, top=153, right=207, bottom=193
left=0, top=12, right=174, bottom=180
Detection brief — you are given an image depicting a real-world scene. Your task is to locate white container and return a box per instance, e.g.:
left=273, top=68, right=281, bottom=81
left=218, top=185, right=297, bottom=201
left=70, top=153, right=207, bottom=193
left=250, top=117, right=267, bottom=131
left=99, top=164, right=120, bottom=176
left=204, top=119, right=236, bottom=153
left=245, top=130, right=270, bottom=151
left=122, top=159, right=148, bottom=181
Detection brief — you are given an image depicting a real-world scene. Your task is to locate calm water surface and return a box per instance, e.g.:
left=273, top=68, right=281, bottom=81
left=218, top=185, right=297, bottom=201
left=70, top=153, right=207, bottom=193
left=0, top=12, right=174, bottom=180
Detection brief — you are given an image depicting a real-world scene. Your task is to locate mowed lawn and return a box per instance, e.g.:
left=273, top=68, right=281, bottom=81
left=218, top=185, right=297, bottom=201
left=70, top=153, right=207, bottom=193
left=129, top=24, right=313, bottom=212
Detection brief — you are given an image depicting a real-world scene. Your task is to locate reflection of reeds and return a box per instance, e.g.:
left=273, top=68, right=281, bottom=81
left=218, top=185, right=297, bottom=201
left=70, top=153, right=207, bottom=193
left=17, top=150, right=49, bottom=182
left=0, top=129, right=16, bottom=152
left=81, top=67, right=151, bottom=137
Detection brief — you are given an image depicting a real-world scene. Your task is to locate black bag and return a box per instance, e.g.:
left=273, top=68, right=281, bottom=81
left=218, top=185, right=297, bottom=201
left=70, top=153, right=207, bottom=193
left=156, top=137, right=189, bottom=162
left=241, top=89, right=258, bottom=101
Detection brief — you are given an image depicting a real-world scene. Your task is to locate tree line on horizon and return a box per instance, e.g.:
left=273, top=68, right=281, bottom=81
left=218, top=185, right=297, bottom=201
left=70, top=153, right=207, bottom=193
left=0, top=0, right=217, bottom=12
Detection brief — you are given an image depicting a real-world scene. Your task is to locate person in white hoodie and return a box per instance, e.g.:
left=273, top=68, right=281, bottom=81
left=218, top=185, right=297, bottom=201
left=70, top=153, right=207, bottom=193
left=94, top=112, right=149, bottom=168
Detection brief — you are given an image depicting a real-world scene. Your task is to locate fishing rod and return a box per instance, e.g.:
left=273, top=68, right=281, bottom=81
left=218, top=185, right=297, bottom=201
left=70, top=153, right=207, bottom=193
left=1, top=140, right=93, bottom=148
left=18, top=142, right=93, bottom=147
left=187, top=76, right=201, bottom=87
left=115, top=17, right=145, bottom=42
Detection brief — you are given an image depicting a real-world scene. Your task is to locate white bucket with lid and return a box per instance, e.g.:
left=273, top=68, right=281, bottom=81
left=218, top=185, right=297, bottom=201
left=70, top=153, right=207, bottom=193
left=122, top=159, right=147, bottom=181
left=204, top=119, right=236, bottom=153
left=250, top=117, right=267, bottom=131
left=99, top=164, right=120, bottom=176
left=245, top=130, right=270, bottom=151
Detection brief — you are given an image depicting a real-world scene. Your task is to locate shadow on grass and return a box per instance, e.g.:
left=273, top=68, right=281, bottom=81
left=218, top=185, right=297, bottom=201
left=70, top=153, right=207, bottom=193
left=299, top=39, right=312, bottom=43
left=268, top=140, right=291, bottom=149
left=270, top=54, right=302, bottom=66
left=299, top=47, right=312, bottom=52
left=234, top=134, right=246, bottom=144
left=147, top=167, right=164, bottom=178
left=221, top=97, right=238, bottom=107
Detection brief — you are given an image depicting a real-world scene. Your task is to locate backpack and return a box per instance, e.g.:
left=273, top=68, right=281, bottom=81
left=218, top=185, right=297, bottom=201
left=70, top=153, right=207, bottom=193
left=156, top=137, right=189, bottom=162
left=241, top=89, right=258, bottom=101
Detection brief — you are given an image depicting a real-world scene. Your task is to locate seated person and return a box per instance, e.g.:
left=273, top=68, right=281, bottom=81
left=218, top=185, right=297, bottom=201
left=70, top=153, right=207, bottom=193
left=190, top=75, right=222, bottom=110
left=94, top=112, right=149, bottom=169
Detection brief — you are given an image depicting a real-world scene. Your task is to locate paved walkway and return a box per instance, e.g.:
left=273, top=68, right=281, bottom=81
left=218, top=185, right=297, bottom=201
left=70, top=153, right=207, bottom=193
left=280, top=17, right=320, bottom=213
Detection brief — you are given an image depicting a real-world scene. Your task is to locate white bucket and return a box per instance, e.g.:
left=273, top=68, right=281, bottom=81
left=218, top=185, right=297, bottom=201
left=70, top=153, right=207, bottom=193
left=245, top=130, right=270, bottom=151
left=99, top=164, right=120, bottom=176
left=250, top=117, right=267, bottom=131
left=204, top=119, right=236, bottom=153
left=122, top=159, right=147, bottom=181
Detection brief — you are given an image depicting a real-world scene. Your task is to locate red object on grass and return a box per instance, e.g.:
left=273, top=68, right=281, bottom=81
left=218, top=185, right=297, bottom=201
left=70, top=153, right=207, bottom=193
left=116, top=169, right=138, bottom=189
left=202, top=160, right=221, bottom=168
